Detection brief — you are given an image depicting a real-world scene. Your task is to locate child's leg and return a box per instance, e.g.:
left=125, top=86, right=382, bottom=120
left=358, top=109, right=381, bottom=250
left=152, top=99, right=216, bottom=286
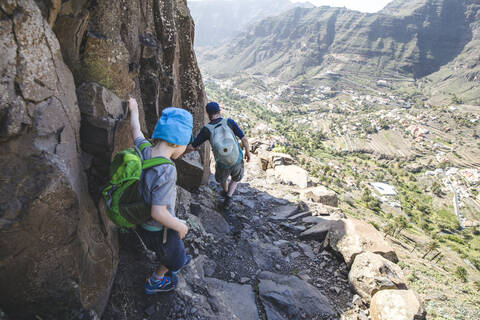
left=154, top=265, right=169, bottom=278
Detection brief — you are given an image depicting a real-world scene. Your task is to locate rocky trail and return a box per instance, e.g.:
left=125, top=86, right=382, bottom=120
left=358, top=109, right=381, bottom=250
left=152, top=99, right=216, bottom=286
left=103, top=147, right=423, bottom=320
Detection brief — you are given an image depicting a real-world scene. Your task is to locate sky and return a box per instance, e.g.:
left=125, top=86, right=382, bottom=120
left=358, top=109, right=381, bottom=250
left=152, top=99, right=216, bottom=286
left=189, top=0, right=394, bottom=13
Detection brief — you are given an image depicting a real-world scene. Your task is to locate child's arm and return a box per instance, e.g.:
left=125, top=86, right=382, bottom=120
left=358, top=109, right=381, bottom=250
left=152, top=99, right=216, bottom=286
left=128, top=97, right=144, bottom=141
left=151, top=205, right=189, bottom=239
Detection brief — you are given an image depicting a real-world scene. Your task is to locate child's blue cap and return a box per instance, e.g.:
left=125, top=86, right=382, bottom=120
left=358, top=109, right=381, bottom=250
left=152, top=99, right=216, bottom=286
left=206, top=102, right=220, bottom=114
left=152, top=107, right=193, bottom=146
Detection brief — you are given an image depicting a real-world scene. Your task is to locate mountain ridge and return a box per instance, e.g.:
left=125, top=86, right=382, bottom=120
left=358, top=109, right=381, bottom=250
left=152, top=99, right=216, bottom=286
left=188, top=0, right=314, bottom=47
left=199, top=0, right=480, bottom=104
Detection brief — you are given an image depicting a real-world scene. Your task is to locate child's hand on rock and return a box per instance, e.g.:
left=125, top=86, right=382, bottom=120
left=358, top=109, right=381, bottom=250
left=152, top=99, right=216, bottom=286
left=128, top=97, right=139, bottom=114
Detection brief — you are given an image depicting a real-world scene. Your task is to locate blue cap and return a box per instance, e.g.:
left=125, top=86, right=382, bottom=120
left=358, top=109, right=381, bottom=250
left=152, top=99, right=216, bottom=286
left=206, top=102, right=220, bottom=114
left=152, top=107, right=193, bottom=146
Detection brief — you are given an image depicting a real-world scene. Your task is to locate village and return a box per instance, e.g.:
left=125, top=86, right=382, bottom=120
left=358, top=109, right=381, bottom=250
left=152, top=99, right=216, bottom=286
left=204, top=73, right=480, bottom=234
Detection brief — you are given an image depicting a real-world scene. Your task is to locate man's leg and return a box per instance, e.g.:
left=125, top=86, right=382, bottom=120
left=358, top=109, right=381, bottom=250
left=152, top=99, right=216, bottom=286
left=215, top=164, right=230, bottom=194
left=222, top=179, right=229, bottom=193
left=227, top=180, right=238, bottom=197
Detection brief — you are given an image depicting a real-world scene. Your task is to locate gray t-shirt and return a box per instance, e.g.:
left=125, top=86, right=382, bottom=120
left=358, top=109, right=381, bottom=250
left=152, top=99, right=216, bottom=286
left=135, top=137, right=177, bottom=230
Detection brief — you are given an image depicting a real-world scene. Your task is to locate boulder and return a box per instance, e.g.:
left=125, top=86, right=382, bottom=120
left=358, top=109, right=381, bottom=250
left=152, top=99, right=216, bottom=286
left=175, top=151, right=205, bottom=192
left=177, top=256, right=259, bottom=320
left=191, top=204, right=231, bottom=237
left=248, top=240, right=285, bottom=270
left=349, top=252, right=407, bottom=302
left=370, top=290, right=426, bottom=320
left=327, top=219, right=398, bottom=266
left=77, top=82, right=131, bottom=200
left=302, top=186, right=338, bottom=207
left=258, top=151, right=294, bottom=171
left=258, top=271, right=336, bottom=320
left=274, top=165, right=309, bottom=189
left=300, top=218, right=340, bottom=241
left=268, top=204, right=299, bottom=221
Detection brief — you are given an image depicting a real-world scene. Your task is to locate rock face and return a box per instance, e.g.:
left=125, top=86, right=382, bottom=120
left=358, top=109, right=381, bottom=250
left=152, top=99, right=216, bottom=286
left=370, top=289, right=426, bottom=320
left=349, top=252, right=407, bottom=303
left=189, top=0, right=313, bottom=47
left=0, top=1, right=117, bottom=317
left=258, top=271, right=336, bottom=320
left=0, top=0, right=207, bottom=318
left=327, top=219, right=398, bottom=266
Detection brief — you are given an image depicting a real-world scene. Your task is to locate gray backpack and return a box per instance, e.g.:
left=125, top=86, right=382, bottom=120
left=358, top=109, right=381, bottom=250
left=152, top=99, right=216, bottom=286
left=206, top=119, right=242, bottom=167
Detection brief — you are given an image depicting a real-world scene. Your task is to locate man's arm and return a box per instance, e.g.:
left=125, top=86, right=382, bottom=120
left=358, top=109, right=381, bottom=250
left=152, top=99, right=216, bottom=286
left=227, top=119, right=251, bottom=162
left=186, top=128, right=209, bottom=153
left=241, top=137, right=251, bottom=162
left=151, top=205, right=189, bottom=239
left=128, top=97, right=144, bottom=141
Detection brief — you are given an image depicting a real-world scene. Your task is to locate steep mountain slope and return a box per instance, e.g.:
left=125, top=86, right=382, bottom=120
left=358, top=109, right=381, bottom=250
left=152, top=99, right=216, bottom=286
left=200, top=0, right=479, bottom=103
left=188, top=0, right=314, bottom=47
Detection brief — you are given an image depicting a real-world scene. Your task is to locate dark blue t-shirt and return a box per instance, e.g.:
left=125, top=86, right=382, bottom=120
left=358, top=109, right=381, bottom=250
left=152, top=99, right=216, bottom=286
left=192, top=118, right=244, bottom=148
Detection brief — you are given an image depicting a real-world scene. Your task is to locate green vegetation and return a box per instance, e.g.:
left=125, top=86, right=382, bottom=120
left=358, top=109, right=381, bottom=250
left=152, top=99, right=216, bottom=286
left=455, top=266, right=468, bottom=283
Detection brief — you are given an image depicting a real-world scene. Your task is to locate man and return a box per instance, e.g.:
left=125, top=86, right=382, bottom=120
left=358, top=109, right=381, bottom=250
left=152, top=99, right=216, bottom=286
left=187, top=102, right=251, bottom=209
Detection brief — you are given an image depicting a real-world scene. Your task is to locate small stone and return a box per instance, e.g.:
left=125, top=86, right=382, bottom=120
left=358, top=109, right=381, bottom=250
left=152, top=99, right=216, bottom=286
left=352, top=294, right=363, bottom=307
left=144, top=305, right=156, bottom=316
left=290, top=252, right=301, bottom=259
left=330, top=286, right=341, bottom=294
left=275, top=264, right=281, bottom=270
left=190, top=307, right=197, bottom=314
left=273, top=240, right=290, bottom=248
left=240, top=277, right=250, bottom=284
left=230, top=272, right=236, bottom=279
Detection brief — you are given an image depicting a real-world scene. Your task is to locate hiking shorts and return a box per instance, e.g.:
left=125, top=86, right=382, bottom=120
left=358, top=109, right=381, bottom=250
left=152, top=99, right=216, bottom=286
left=215, top=160, right=244, bottom=184
left=137, top=227, right=186, bottom=272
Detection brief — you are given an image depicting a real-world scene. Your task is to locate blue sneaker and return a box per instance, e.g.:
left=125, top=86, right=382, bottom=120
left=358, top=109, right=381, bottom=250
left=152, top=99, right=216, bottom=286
left=167, top=255, right=192, bottom=278
left=144, top=274, right=178, bottom=294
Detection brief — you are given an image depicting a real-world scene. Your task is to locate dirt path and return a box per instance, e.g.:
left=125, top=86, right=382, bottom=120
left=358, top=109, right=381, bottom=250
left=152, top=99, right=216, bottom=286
left=102, top=160, right=357, bottom=320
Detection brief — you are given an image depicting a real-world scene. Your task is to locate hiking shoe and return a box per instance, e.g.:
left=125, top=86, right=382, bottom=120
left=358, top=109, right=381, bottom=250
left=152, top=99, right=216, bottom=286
left=220, top=190, right=228, bottom=198
left=167, top=255, right=192, bottom=277
left=144, top=274, right=178, bottom=294
left=223, top=196, right=233, bottom=210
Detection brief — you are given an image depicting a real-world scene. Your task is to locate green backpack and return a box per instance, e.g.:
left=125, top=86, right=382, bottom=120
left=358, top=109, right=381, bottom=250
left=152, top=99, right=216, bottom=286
left=101, top=142, right=174, bottom=228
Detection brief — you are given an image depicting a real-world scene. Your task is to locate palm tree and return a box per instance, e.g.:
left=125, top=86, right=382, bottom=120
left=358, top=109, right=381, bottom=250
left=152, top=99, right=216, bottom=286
left=422, top=240, right=440, bottom=259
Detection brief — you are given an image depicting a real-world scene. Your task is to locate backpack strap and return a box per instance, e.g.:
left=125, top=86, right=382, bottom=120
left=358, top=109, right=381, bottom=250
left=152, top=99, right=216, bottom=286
left=138, top=142, right=152, bottom=152
left=205, top=118, right=228, bottom=134
left=142, top=157, right=174, bottom=170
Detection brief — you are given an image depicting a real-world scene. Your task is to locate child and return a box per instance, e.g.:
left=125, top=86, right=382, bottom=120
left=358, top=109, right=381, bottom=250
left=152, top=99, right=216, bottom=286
left=128, top=97, right=192, bottom=293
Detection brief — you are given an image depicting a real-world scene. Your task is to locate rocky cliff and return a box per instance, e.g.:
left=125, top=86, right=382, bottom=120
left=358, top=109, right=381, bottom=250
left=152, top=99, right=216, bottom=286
left=200, top=0, right=480, bottom=103
left=188, top=0, right=314, bottom=47
left=0, top=0, right=207, bottom=318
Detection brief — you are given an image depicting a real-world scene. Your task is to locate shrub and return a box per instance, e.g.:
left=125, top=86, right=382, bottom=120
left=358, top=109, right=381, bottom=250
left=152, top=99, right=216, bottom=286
left=455, top=266, right=468, bottom=282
